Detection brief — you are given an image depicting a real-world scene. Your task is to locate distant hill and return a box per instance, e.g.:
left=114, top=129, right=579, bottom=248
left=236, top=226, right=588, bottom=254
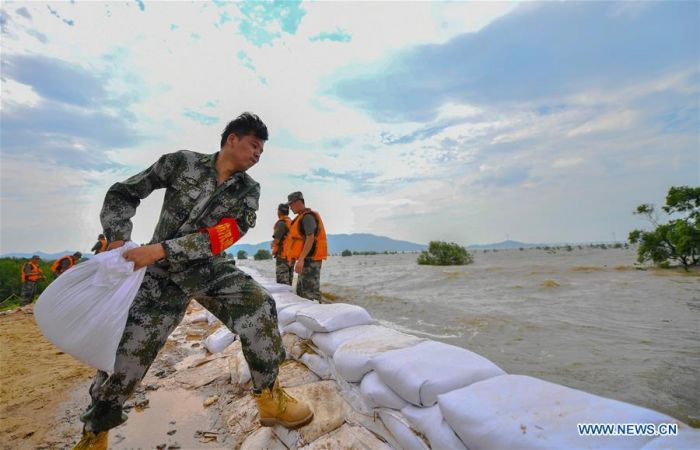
left=229, top=233, right=427, bottom=256
left=466, top=240, right=548, bottom=250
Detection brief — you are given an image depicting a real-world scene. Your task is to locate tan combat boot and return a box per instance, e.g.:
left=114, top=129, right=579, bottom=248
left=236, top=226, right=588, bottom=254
left=254, top=379, right=314, bottom=428
left=72, top=430, right=108, bottom=450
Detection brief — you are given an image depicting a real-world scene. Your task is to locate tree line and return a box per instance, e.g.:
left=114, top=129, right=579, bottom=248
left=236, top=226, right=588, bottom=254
left=0, top=258, right=56, bottom=306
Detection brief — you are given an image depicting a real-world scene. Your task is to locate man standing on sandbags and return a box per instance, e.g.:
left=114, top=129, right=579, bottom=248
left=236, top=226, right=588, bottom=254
left=285, top=191, right=328, bottom=302
left=271, top=203, right=293, bottom=285
left=74, top=113, right=313, bottom=450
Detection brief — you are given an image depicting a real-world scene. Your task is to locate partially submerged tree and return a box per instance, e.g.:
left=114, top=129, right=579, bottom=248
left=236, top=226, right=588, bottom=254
left=341, top=249, right=352, bottom=257
left=254, top=249, right=272, bottom=260
left=417, top=241, right=473, bottom=266
left=236, top=250, right=248, bottom=260
left=628, top=186, right=699, bottom=270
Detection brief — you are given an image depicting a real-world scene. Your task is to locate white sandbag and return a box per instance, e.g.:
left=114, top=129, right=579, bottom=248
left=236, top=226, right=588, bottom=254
left=203, top=326, right=236, bottom=353
left=296, top=303, right=373, bottom=333
left=230, top=351, right=251, bottom=385
left=333, top=329, right=424, bottom=382
left=312, top=324, right=392, bottom=357
left=360, top=371, right=409, bottom=410
left=371, top=340, right=505, bottom=406
left=278, top=301, right=318, bottom=326
left=34, top=243, right=146, bottom=373
left=190, top=310, right=217, bottom=325
left=377, top=409, right=430, bottom=450
left=273, top=294, right=314, bottom=313
left=642, top=427, right=700, bottom=449
left=438, top=374, right=684, bottom=450
left=189, top=310, right=209, bottom=323
left=299, top=353, right=332, bottom=379
left=237, top=265, right=261, bottom=277
left=261, top=282, right=293, bottom=294
left=282, top=321, right=314, bottom=340
left=401, top=404, right=467, bottom=450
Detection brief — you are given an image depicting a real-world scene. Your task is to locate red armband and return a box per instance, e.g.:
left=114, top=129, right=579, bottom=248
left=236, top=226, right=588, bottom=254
left=205, top=217, right=241, bottom=255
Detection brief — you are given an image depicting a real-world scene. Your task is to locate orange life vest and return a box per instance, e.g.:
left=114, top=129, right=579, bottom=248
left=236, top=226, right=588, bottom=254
left=285, top=209, right=328, bottom=263
left=51, top=256, right=74, bottom=273
left=21, top=262, right=42, bottom=282
left=98, top=238, right=108, bottom=253
left=271, top=216, right=292, bottom=258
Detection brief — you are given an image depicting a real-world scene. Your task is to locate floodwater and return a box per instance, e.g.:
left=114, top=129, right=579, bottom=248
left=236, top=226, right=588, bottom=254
left=241, top=247, right=700, bottom=426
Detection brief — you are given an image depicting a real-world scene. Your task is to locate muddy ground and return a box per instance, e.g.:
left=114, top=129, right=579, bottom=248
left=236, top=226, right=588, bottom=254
left=0, top=304, right=244, bottom=450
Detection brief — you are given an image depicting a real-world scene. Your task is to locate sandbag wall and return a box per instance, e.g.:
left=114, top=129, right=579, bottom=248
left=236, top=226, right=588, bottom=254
left=239, top=267, right=699, bottom=450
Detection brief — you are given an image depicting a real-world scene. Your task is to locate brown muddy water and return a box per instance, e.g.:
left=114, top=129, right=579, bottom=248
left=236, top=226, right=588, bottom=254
left=241, top=247, right=700, bottom=426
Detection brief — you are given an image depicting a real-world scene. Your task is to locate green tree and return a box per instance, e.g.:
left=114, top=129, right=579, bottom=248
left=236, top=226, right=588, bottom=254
left=236, top=250, right=248, bottom=260
left=341, top=249, right=352, bottom=257
left=253, top=249, right=272, bottom=260
left=417, top=241, right=473, bottom=266
left=0, top=257, right=56, bottom=308
left=628, top=186, right=700, bottom=270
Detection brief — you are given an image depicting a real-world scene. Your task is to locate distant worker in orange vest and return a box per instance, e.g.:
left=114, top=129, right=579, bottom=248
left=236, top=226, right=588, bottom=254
left=284, top=191, right=327, bottom=301
left=91, top=234, right=109, bottom=255
left=51, top=252, right=82, bottom=277
left=271, top=203, right=293, bottom=285
left=20, top=255, right=45, bottom=305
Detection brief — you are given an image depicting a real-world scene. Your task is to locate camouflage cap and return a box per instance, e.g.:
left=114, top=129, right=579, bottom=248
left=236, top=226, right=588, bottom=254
left=278, top=203, right=289, bottom=215
left=73, top=251, right=82, bottom=258
left=287, top=191, right=304, bottom=204
left=31, top=255, right=40, bottom=259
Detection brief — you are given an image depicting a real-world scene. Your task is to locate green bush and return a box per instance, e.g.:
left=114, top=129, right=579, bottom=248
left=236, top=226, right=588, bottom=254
left=341, top=249, right=352, bottom=257
left=629, top=186, right=699, bottom=270
left=236, top=250, right=248, bottom=260
left=417, top=241, right=473, bottom=266
left=254, top=249, right=272, bottom=260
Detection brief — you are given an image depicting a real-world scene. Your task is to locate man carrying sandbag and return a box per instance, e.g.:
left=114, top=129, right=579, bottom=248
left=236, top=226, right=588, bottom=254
left=51, top=252, right=82, bottom=277
left=74, top=113, right=313, bottom=449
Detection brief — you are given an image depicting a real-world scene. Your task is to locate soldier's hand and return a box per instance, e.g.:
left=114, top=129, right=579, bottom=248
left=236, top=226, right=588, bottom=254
left=294, top=259, right=304, bottom=274
left=107, top=240, right=126, bottom=251
left=123, top=244, right=166, bottom=271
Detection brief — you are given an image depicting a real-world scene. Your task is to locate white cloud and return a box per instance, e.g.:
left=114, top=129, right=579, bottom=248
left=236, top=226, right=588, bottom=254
left=0, top=1, right=696, bottom=252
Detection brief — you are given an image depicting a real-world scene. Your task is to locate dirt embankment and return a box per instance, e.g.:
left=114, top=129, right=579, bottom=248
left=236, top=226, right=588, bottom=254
left=0, top=308, right=94, bottom=449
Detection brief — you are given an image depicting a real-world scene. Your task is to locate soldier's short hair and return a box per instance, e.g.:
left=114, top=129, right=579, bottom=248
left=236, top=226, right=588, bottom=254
left=278, top=203, right=289, bottom=215
left=220, top=112, right=268, bottom=148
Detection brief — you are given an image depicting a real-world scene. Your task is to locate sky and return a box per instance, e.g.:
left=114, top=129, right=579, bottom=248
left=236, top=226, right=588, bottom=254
left=1, top=0, right=698, bottom=254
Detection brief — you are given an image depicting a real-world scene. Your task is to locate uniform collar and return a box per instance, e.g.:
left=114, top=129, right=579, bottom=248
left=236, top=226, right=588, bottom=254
left=201, top=152, right=246, bottom=183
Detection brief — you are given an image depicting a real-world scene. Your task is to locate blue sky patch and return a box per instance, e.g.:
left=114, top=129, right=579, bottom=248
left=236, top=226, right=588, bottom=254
left=183, top=110, right=219, bottom=125
left=331, top=2, right=699, bottom=123
left=237, top=0, right=306, bottom=46
left=309, top=28, right=351, bottom=43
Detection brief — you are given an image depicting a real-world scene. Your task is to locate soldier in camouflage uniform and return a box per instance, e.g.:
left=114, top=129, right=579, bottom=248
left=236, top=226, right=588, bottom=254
left=20, top=255, right=44, bottom=305
left=272, top=203, right=293, bottom=285
left=75, top=113, right=312, bottom=449
left=285, top=192, right=328, bottom=302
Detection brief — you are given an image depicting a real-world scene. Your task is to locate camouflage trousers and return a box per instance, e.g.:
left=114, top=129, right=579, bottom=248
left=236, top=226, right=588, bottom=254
left=81, top=263, right=284, bottom=433
left=296, top=260, right=322, bottom=302
left=20, top=281, right=37, bottom=305
left=275, top=258, right=293, bottom=285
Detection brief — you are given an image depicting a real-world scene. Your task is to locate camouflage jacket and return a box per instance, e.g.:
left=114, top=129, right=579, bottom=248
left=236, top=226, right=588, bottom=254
left=100, top=150, right=259, bottom=294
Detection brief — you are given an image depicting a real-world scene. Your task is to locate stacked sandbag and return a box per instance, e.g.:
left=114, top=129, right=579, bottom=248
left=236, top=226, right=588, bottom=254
left=239, top=267, right=697, bottom=450
left=437, top=375, right=691, bottom=449
left=370, top=340, right=506, bottom=407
